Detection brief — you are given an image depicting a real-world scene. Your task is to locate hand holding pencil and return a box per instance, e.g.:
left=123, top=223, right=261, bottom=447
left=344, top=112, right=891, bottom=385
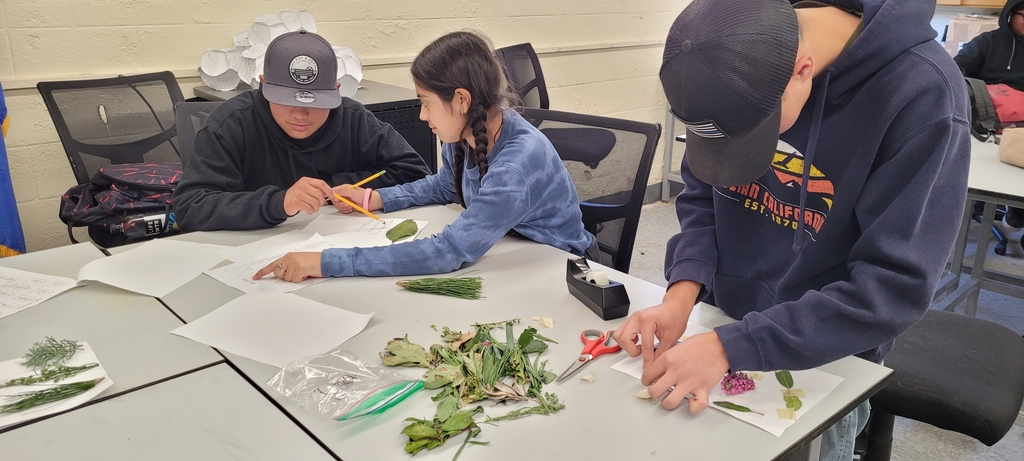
left=329, top=171, right=386, bottom=219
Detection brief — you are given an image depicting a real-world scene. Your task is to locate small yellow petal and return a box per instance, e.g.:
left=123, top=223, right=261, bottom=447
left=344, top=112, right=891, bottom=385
left=747, top=372, right=764, bottom=381
left=581, top=372, right=595, bottom=382
left=636, top=388, right=652, bottom=399
left=531, top=316, right=554, bottom=328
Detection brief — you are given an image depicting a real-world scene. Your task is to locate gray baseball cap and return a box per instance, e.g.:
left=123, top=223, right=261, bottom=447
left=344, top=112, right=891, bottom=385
left=262, top=31, right=342, bottom=109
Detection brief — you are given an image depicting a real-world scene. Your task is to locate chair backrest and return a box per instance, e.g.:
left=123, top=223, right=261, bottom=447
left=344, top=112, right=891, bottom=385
left=522, top=108, right=661, bottom=273
left=495, top=43, right=549, bottom=109
left=37, top=71, right=185, bottom=185
left=174, top=101, right=222, bottom=164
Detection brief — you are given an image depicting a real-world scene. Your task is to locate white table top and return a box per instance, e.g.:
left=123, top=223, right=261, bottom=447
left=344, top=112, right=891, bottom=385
left=0, top=364, right=336, bottom=461
left=157, top=206, right=892, bottom=461
left=0, top=243, right=222, bottom=402
left=969, top=139, right=1024, bottom=199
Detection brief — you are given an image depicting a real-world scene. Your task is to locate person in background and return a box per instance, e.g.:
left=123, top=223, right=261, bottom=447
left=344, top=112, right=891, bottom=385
left=614, top=1, right=970, bottom=460
left=173, top=30, right=430, bottom=232
left=955, top=0, right=1024, bottom=228
left=254, top=31, right=595, bottom=281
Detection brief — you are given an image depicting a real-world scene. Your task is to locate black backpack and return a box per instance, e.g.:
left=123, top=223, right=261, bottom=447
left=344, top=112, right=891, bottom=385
left=965, top=77, right=1000, bottom=142
left=59, top=162, right=182, bottom=247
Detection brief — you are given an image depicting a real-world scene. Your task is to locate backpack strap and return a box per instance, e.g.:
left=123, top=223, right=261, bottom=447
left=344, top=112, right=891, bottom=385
left=966, top=77, right=1000, bottom=141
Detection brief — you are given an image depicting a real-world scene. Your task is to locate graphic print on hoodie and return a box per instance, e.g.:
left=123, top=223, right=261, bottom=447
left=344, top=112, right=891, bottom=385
left=718, top=141, right=835, bottom=242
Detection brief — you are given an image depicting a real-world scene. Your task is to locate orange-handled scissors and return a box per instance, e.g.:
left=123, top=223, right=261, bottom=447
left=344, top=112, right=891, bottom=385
left=556, top=329, right=622, bottom=382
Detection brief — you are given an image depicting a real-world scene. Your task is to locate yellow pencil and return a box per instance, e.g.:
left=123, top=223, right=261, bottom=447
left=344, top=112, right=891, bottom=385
left=349, top=170, right=386, bottom=189
left=333, top=192, right=380, bottom=221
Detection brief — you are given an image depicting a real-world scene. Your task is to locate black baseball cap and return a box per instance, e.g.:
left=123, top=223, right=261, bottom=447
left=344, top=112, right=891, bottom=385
left=660, top=0, right=799, bottom=187
left=262, top=31, right=342, bottom=110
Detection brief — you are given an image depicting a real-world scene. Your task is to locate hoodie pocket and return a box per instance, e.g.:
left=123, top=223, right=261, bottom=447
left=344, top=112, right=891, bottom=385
left=710, top=273, right=779, bottom=317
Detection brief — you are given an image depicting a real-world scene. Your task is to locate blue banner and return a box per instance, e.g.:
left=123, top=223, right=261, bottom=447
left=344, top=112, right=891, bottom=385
left=1, top=80, right=26, bottom=257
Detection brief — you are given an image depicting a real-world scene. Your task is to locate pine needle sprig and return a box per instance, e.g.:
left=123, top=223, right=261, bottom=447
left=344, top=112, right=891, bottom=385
left=21, top=337, right=81, bottom=370
left=0, top=378, right=104, bottom=414
left=396, top=276, right=483, bottom=300
left=0, top=363, right=99, bottom=389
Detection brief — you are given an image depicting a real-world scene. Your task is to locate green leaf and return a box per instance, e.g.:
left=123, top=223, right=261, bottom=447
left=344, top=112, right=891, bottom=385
left=423, top=364, right=463, bottom=389
left=517, top=327, right=536, bottom=350
left=405, top=438, right=431, bottom=454
left=712, top=401, right=764, bottom=416
left=402, top=422, right=437, bottom=441
left=784, top=395, right=803, bottom=411
left=379, top=335, right=431, bottom=368
left=386, top=219, right=418, bottom=242
left=522, top=338, right=548, bottom=354
left=775, top=370, right=794, bottom=389
left=436, top=395, right=458, bottom=423
left=441, top=410, right=475, bottom=432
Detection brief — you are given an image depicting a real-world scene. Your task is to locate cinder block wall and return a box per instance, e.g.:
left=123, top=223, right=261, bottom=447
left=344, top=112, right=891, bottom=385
left=1, top=0, right=688, bottom=252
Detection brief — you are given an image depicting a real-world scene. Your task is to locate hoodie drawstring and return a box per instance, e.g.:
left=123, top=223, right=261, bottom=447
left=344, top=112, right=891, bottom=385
left=793, top=70, right=831, bottom=254
left=1009, top=39, right=1016, bottom=71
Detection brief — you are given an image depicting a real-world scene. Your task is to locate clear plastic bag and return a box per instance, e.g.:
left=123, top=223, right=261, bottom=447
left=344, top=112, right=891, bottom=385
left=267, top=347, right=423, bottom=421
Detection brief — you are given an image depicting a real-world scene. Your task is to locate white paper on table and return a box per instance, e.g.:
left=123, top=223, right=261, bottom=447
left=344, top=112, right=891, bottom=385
left=302, top=215, right=427, bottom=247
left=170, top=293, right=373, bottom=368
left=0, top=342, right=114, bottom=429
left=215, top=229, right=318, bottom=262
left=611, top=321, right=844, bottom=437
left=0, top=267, right=78, bottom=320
left=206, top=234, right=332, bottom=294
left=76, top=240, right=227, bottom=297
left=610, top=323, right=713, bottom=379
left=706, top=368, right=843, bottom=437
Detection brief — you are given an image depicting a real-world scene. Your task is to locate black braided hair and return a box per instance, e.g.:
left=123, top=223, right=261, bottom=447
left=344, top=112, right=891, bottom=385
left=410, top=30, right=514, bottom=206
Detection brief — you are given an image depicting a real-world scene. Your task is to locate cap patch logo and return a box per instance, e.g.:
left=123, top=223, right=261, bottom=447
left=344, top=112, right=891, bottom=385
left=289, top=55, right=318, bottom=84
left=294, top=90, right=316, bottom=104
left=683, top=120, right=726, bottom=139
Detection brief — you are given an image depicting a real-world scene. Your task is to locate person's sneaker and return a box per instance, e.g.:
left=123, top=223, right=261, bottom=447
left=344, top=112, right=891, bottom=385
left=1005, top=207, right=1024, bottom=229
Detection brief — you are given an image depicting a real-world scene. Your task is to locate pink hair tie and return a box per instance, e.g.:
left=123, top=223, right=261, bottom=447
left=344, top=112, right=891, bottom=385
left=363, top=188, right=373, bottom=211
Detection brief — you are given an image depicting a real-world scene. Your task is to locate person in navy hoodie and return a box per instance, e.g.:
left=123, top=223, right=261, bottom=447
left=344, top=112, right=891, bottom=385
left=955, top=0, right=1024, bottom=228
left=613, top=1, right=970, bottom=460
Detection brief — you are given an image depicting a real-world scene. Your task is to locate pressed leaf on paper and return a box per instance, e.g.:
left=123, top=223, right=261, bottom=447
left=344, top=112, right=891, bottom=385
left=784, top=395, right=803, bottom=411
left=713, top=400, right=765, bottom=416
left=775, top=370, right=794, bottom=389
left=386, top=219, right=418, bottom=242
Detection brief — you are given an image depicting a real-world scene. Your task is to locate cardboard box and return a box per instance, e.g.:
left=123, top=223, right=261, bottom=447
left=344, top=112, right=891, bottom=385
left=945, top=14, right=999, bottom=57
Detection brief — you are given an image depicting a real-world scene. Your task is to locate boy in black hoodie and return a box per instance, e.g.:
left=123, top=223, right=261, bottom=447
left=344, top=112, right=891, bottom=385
left=614, top=1, right=970, bottom=460
left=173, top=31, right=430, bottom=232
left=955, top=0, right=1024, bottom=228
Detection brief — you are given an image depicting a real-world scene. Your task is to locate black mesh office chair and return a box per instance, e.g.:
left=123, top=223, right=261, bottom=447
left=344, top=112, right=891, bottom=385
left=173, top=101, right=221, bottom=164
left=495, top=43, right=549, bottom=110
left=858, top=309, right=1024, bottom=461
left=38, top=71, right=185, bottom=247
left=37, top=71, right=185, bottom=185
left=522, top=108, right=661, bottom=273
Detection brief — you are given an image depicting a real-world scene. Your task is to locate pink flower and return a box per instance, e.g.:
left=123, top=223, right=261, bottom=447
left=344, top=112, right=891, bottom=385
left=721, top=372, right=755, bottom=396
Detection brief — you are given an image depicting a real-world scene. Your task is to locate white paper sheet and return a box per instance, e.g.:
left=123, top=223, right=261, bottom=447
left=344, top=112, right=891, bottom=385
left=215, top=229, right=318, bottom=262
left=706, top=368, right=843, bottom=436
left=0, top=342, right=113, bottom=429
left=302, top=215, right=427, bottom=247
left=170, top=293, right=373, bottom=368
left=610, top=323, right=712, bottom=379
left=76, top=240, right=227, bottom=297
left=206, top=234, right=332, bottom=294
left=0, top=267, right=78, bottom=320
left=612, top=324, right=844, bottom=437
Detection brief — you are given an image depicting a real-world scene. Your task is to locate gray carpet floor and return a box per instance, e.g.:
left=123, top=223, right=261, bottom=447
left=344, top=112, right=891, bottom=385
left=628, top=199, right=1024, bottom=461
